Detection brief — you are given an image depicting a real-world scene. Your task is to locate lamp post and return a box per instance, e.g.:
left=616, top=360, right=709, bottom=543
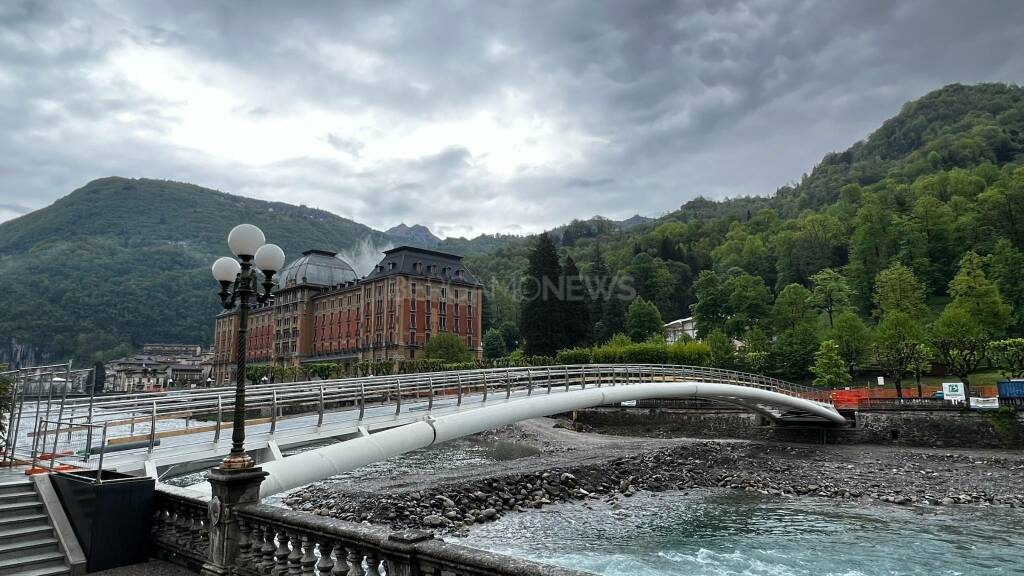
left=210, top=224, right=286, bottom=471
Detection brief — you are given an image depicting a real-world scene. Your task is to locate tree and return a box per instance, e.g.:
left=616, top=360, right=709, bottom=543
left=692, top=270, right=728, bottom=337
left=947, top=251, right=1011, bottom=337
left=562, top=255, right=592, bottom=346
left=909, top=343, right=935, bottom=399
left=873, top=311, right=925, bottom=399
left=424, top=332, right=473, bottom=363
left=706, top=330, right=735, bottom=369
left=625, top=297, right=664, bottom=342
left=596, top=295, right=627, bottom=344
left=989, top=240, right=1024, bottom=334
left=829, top=311, right=871, bottom=378
left=811, top=340, right=851, bottom=388
left=772, top=283, right=815, bottom=334
left=587, top=244, right=610, bottom=330
left=520, top=233, right=565, bottom=356
left=809, top=268, right=853, bottom=327
left=498, top=322, right=521, bottom=352
left=988, top=338, right=1024, bottom=379
left=482, top=328, right=507, bottom=360
left=873, top=263, right=928, bottom=320
left=723, top=271, right=772, bottom=337
left=771, top=323, right=819, bottom=380
left=929, top=306, right=988, bottom=401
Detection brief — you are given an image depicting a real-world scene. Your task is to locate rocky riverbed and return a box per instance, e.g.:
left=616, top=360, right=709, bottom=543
left=280, top=418, right=1024, bottom=535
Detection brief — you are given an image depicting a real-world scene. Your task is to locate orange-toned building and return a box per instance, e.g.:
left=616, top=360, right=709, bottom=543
left=211, top=246, right=483, bottom=384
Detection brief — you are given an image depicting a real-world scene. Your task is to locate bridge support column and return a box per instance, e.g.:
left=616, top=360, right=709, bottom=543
left=200, top=466, right=268, bottom=576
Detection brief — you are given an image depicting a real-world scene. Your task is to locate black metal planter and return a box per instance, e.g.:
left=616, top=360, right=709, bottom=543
left=49, top=469, right=155, bottom=573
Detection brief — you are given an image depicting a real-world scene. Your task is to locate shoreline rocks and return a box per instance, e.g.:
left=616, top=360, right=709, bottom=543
left=282, top=440, right=1024, bottom=534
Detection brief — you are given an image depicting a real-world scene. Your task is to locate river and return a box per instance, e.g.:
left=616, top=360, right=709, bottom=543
left=167, top=439, right=1023, bottom=575
left=451, top=489, right=1024, bottom=575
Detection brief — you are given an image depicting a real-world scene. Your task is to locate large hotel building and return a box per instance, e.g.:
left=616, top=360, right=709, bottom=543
left=211, top=246, right=484, bottom=384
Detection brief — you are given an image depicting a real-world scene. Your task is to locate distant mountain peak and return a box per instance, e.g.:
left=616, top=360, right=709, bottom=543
left=385, top=222, right=441, bottom=247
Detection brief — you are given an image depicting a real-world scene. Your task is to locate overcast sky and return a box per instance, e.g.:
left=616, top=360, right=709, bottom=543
left=1, top=1, right=1023, bottom=237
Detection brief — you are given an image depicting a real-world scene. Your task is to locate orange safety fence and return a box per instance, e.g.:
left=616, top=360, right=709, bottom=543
left=831, top=385, right=999, bottom=409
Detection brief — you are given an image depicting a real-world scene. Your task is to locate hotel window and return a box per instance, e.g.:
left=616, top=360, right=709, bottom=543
left=439, top=315, right=447, bottom=331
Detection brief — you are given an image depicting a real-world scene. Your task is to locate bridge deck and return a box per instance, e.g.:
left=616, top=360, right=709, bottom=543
left=4, top=365, right=842, bottom=477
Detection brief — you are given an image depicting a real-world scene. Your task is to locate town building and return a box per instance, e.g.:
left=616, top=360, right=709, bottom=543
left=664, top=316, right=698, bottom=344
left=211, top=246, right=484, bottom=384
left=107, top=343, right=211, bottom=392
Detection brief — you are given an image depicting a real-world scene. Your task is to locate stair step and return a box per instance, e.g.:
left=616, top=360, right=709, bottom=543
left=0, top=490, right=40, bottom=504
left=0, top=482, right=33, bottom=496
left=0, top=524, right=53, bottom=543
left=0, top=500, right=42, bottom=514
left=5, top=566, right=70, bottom=576
left=0, top=536, right=58, bottom=555
left=0, top=550, right=65, bottom=576
left=0, top=513, right=49, bottom=530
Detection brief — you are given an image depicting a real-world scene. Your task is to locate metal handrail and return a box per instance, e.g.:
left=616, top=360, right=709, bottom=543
left=26, top=365, right=836, bottom=460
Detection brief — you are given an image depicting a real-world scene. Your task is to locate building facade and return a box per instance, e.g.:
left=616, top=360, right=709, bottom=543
left=107, top=343, right=211, bottom=392
left=211, top=246, right=484, bottom=384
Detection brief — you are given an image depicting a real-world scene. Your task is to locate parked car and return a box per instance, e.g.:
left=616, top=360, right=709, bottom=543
left=930, top=391, right=944, bottom=399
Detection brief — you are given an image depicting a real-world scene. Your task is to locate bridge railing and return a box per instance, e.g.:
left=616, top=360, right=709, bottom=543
left=151, top=485, right=593, bottom=576
left=42, top=365, right=835, bottom=460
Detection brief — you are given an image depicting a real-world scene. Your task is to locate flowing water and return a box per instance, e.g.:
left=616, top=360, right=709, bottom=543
left=452, top=489, right=1024, bottom=575
left=165, top=441, right=1022, bottom=574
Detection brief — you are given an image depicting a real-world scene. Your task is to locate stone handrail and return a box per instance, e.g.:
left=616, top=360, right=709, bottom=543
left=152, top=486, right=594, bottom=576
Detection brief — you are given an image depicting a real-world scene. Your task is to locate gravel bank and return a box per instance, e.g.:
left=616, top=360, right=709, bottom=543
left=281, top=418, right=1024, bottom=535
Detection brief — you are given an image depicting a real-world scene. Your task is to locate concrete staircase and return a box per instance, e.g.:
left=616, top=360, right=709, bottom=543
left=0, top=479, right=70, bottom=576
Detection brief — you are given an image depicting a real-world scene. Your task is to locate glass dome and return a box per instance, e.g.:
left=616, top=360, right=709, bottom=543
left=277, top=250, right=358, bottom=288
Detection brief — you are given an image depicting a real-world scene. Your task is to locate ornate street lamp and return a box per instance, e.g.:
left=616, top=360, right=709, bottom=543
left=210, top=224, right=286, bottom=470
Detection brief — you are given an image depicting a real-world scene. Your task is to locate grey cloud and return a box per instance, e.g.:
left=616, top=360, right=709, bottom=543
left=1, top=0, right=1024, bottom=238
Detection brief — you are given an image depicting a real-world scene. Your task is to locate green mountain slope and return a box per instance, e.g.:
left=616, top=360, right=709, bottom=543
left=474, top=83, right=1024, bottom=345
left=0, top=177, right=393, bottom=364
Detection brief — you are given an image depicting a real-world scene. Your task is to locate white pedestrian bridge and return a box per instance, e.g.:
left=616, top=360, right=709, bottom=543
left=11, top=365, right=845, bottom=497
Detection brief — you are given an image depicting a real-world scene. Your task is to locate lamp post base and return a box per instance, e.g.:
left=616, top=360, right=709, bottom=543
left=218, top=453, right=255, bottom=470
left=200, top=466, right=268, bottom=576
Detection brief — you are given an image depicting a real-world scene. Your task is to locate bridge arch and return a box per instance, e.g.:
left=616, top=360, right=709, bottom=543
left=190, top=380, right=845, bottom=498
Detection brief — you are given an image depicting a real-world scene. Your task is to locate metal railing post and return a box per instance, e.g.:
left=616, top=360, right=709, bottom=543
left=270, top=391, right=278, bottom=434
left=526, top=368, right=533, bottom=396
left=358, top=382, right=366, bottom=420
left=564, top=365, right=570, bottom=392
left=545, top=367, right=551, bottom=394
left=96, top=423, right=108, bottom=484
left=394, top=380, right=402, bottom=416
left=427, top=376, right=435, bottom=412
left=214, top=395, right=223, bottom=444
left=49, top=421, right=60, bottom=472
left=482, top=373, right=488, bottom=403
left=83, top=419, right=93, bottom=464
left=505, top=371, right=512, bottom=399
left=456, top=374, right=463, bottom=406
left=317, top=385, right=326, bottom=426
left=147, top=401, right=157, bottom=454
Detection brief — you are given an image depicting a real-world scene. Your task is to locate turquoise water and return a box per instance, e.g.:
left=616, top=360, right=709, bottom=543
left=453, top=489, right=1024, bottom=575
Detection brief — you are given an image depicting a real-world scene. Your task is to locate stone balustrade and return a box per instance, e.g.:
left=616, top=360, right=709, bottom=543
left=152, top=486, right=594, bottom=576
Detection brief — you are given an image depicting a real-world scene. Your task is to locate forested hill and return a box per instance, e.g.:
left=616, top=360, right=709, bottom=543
left=0, top=177, right=393, bottom=364
left=3, top=82, right=1023, bottom=367
left=473, top=83, right=1024, bottom=349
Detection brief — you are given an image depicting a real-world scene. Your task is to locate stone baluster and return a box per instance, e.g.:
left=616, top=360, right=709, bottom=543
left=287, top=531, right=303, bottom=575
left=237, top=516, right=253, bottom=568
left=363, top=550, right=381, bottom=576
left=346, top=549, right=365, bottom=576
left=314, top=539, right=336, bottom=576
left=331, top=543, right=349, bottom=576
left=260, top=523, right=278, bottom=575
left=176, top=505, right=191, bottom=548
left=299, top=534, right=317, bottom=576
left=189, top=508, right=204, bottom=551
left=273, top=528, right=291, bottom=575
left=152, top=504, right=167, bottom=545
